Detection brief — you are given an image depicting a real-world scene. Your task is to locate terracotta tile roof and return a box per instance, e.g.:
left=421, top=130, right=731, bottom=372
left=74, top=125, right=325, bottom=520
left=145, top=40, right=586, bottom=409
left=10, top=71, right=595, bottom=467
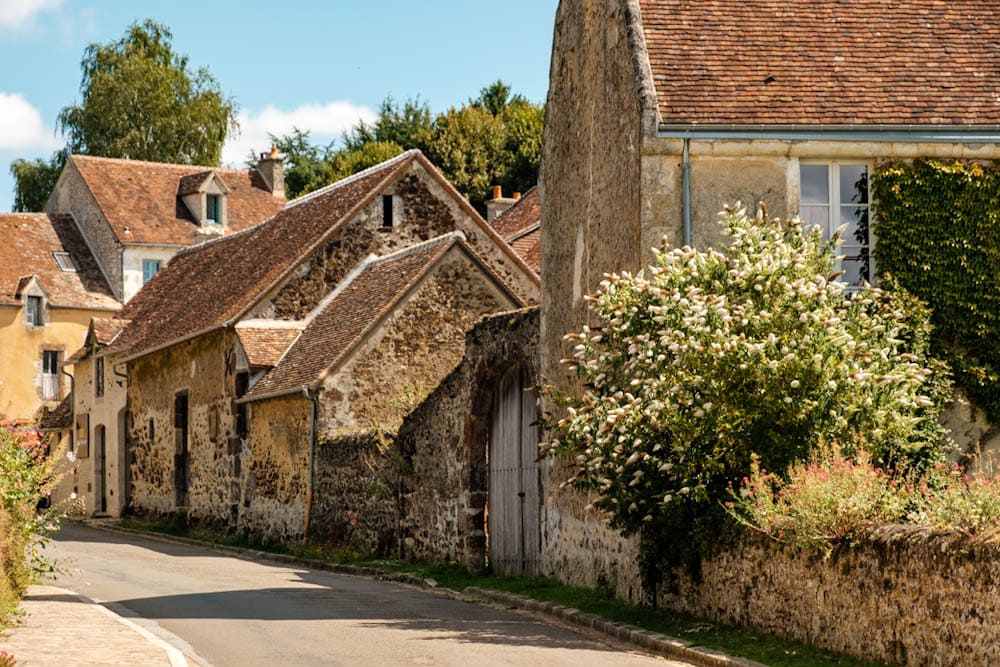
left=92, top=317, right=130, bottom=346
left=509, top=227, right=540, bottom=274
left=38, top=395, right=72, bottom=431
left=637, top=1, right=1000, bottom=126
left=65, top=318, right=129, bottom=365
left=492, top=187, right=539, bottom=240
left=177, top=171, right=221, bottom=196
left=0, top=213, right=118, bottom=310
left=69, top=155, right=284, bottom=246
left=244, top=233, right=521, bottom=401
left=236, top=325, right=303, bottom=367
left=109, top=151, right=418, bottom=361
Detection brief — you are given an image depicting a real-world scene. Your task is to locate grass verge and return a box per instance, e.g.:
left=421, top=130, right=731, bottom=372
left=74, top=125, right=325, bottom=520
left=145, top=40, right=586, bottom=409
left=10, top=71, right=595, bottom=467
left=113, top=517, right=883, bottom=666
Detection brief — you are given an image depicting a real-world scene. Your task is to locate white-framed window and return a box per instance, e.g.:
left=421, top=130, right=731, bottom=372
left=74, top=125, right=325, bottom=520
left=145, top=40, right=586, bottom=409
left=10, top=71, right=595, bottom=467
left=53, top=252, right=77, bottom=272
left=142, top=259, right=162, bottom=285
left=41, top=350, right=60, bottom=400
left=25, top=295, right=43, bottom=326
left=800, top=162, right=872, bottom=287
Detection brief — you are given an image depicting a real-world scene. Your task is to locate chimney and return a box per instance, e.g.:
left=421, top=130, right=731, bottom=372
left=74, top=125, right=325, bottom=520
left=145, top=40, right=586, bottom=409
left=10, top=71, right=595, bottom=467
left=485, top=185, right=518, bottom=222
left=257, top=146, right=285, bottom=199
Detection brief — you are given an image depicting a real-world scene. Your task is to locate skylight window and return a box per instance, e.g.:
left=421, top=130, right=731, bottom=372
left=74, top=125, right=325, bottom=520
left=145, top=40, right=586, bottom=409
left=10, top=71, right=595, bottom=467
left=53, top=252, right=77, bottom=272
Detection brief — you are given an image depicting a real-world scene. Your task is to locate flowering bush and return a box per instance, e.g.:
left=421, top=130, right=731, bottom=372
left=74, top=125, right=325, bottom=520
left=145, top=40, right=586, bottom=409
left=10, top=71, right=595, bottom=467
left=728, top=450, right=1000, bottom=555
left=544, top=207, right=951, bottom=576
left=0, top=419, right=63, bottom=629
left=726, top=445, right=911, bottom=556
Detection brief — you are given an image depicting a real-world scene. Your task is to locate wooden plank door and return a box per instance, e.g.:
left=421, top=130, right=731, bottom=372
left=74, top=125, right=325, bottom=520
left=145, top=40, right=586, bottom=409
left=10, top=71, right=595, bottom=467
left=488, top=367, right=540, bottom=575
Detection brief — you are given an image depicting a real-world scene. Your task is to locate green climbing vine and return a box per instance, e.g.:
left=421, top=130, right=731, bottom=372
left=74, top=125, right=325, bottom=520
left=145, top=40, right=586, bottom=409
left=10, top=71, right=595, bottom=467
left=872, top=159, right=1000, bottom=424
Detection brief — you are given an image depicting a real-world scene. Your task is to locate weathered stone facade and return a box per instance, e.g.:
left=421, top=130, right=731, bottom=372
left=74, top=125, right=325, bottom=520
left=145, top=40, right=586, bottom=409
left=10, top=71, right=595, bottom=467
left=127, top=329, right=242, bottom=522
left=46, top=160, right=124, bottom=300
left=539, top=0, right=649, bottom=387
left=251, top=162, right=537, bottom=323
left=397, top=308, right=540, bottom=571
left=661, top=529, right=1000, bottom=666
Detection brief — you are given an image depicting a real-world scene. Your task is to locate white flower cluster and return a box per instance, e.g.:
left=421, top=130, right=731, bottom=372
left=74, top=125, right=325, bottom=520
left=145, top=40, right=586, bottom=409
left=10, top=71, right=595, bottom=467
left=548, top=207, right=950, bottom=533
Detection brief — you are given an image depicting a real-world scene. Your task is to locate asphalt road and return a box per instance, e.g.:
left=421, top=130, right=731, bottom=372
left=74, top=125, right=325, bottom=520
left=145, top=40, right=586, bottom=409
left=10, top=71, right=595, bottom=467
left=48, top=523, right=679, bottom=667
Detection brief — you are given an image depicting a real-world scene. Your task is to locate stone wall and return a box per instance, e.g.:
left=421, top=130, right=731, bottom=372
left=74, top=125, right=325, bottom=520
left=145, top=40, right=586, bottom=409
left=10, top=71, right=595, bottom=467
left=239, top=395, right=309, bottom=540
left=252, top=163, right=537, bottom=322
left=396, top=308, right=540, bottom=571
left=539, top=0, right=651, bottom=387
left=320, top=251, right=514, bottom=435
left=311, top=431, right=401, bottom=556
left=46, top=160, right=123, bottom=300
left=127, top=329, right=241, bottom=522
left=661, top=528, right=1000, bottom=666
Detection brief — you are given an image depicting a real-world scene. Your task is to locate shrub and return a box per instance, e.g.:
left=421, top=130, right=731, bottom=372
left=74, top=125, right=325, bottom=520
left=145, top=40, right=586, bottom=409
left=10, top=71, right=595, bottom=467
left=726, top=445, right=911, bottom=556
left=544, top=206, right=952, bottom=583
left=0, top=419, right=63, bottom=629
left=728, top=452, right=1000, bottom=554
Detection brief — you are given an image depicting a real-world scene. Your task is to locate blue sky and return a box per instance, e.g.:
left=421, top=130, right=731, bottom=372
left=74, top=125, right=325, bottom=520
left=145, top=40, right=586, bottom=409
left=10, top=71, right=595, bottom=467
left=0, top=0, right=558, bottom=211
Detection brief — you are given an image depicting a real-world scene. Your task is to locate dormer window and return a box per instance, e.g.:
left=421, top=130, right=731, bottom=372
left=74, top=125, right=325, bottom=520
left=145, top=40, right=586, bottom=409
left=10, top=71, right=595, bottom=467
left=206, top=194, right=222, bottom=224
left=26, top=295, right=42, bottom=326
left=178, top=170, right=230, bottom=229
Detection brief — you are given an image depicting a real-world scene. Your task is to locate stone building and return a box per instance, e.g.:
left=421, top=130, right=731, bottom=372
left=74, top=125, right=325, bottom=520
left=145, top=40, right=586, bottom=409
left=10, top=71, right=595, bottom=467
left=0, top=213, right=118, bottom=420
left=490, top=187, right=540, bottom=274
left=536, top=0, right=1000, bottom=598
left=55, top=318, right=130, bottom=516
left=104, top=150, right=538, bottom=534
left=45, top=152, right=286, bottom=302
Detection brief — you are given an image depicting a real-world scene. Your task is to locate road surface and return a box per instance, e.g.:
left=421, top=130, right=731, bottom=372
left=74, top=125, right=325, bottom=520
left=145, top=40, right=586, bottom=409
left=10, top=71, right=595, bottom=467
left=48, top=523, right=681, bottom=667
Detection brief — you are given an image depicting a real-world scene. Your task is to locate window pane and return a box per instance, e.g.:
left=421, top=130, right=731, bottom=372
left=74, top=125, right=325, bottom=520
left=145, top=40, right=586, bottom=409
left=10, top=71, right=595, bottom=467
left=840, top=255, right=870, bottom=287
left=839, top=164, right=868, bottom=205
left=801, top=165, right=829, bottom=204
left=801, top=205, right=830, bottom=235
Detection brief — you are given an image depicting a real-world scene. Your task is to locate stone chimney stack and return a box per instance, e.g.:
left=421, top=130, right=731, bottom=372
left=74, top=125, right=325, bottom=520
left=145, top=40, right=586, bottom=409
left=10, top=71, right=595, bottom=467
left=257, top=146, right=285, bottom=199
left=486, top=185, right=519, bottom=222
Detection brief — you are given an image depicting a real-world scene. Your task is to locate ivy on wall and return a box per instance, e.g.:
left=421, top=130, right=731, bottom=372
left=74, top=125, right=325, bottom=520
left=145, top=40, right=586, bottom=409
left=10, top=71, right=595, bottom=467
left=872, top=159, right=1000, bottom=424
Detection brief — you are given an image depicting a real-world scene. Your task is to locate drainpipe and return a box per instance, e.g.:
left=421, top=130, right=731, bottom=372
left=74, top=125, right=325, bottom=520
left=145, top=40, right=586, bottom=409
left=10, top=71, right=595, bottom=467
left=302, top=386, right=318, bottom=540
left=682, top=138, right=692, bottom=247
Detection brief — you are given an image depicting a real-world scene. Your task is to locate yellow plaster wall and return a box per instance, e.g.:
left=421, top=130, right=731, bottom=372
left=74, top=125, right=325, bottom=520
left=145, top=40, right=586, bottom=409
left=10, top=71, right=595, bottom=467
left=0, top=305, right=98, bottom=419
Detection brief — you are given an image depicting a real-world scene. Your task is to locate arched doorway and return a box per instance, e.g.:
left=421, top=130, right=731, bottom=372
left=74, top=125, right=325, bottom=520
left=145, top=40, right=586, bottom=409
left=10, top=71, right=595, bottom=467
left=487, top=365, right=541, bottom=575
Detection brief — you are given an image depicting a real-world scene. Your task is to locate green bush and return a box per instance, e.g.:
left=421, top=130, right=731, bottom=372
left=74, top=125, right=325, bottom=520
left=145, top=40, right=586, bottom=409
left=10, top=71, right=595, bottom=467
left=872, top=159, right=1000, bottom=423
left=0, top=419, right=63, bottom=629
left=728, top=449, right=1000, bottom=555
left=544, top=207, right=952, bottom=583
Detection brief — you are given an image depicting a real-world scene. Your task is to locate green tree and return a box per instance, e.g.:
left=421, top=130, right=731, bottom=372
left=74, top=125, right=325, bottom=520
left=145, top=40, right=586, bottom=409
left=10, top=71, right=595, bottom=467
left=293, top=80, right=543, bottom=211
left=56, top=20, right=237, bottom=165
left=260, top=128, right=332, bottom=200
left=9, top=152, right=64, bottom=213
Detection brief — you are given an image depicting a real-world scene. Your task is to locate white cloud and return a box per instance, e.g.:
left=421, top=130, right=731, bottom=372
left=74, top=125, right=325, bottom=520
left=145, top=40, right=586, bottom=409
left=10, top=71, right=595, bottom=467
left=222, top=101, right=377, bottom=166
left=0, top=0, right=62, bottom=30
left=0, top=92, right=60, bottom=151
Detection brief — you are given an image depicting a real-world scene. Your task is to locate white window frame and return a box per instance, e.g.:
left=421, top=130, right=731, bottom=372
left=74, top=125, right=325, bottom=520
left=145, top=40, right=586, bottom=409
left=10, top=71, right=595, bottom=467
left=25, top=295, right=43, bottom=326
left=53, top=252, right=77, bottom=272
left=799, top=160, right=875, bottom=286
left=41, top=350, right=60, bottom=400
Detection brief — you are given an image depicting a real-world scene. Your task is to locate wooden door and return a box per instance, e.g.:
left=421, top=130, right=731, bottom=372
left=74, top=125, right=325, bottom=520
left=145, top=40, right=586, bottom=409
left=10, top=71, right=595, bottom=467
left=488, top=367, right=540, bottom=575
left=94, top=425, right=107, bottom=514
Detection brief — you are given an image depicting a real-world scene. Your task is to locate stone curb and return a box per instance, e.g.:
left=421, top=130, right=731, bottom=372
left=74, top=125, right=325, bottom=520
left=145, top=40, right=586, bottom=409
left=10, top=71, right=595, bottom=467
left=80, top=520, right=763, bottom=667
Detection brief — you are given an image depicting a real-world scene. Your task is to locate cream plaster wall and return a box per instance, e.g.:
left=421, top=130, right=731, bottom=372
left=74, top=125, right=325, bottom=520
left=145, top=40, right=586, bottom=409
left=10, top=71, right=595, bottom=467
left=122, top=246, right=181, bottom=302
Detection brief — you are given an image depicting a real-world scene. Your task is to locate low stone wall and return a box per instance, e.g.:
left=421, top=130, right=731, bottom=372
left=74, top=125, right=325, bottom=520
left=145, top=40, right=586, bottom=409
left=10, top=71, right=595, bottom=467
left=660, top=527, right=1000, bottom=666
left=311, top=431, right=401, bottom=556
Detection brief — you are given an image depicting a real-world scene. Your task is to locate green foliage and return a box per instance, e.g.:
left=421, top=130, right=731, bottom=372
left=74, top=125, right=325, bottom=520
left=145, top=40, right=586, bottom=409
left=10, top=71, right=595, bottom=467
left=8, top=152, right=64, bottom=212
left=56, top=19, right=237, bottom=164
left=0, top=420, right=64, bottom=629
left=872, top=160, right=1000, bottom=424
left=545, top=207, right=951, bottom=584
left=729, top=446, right=1000, bottom=556
left=280, top=80, right=543, bottom=209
